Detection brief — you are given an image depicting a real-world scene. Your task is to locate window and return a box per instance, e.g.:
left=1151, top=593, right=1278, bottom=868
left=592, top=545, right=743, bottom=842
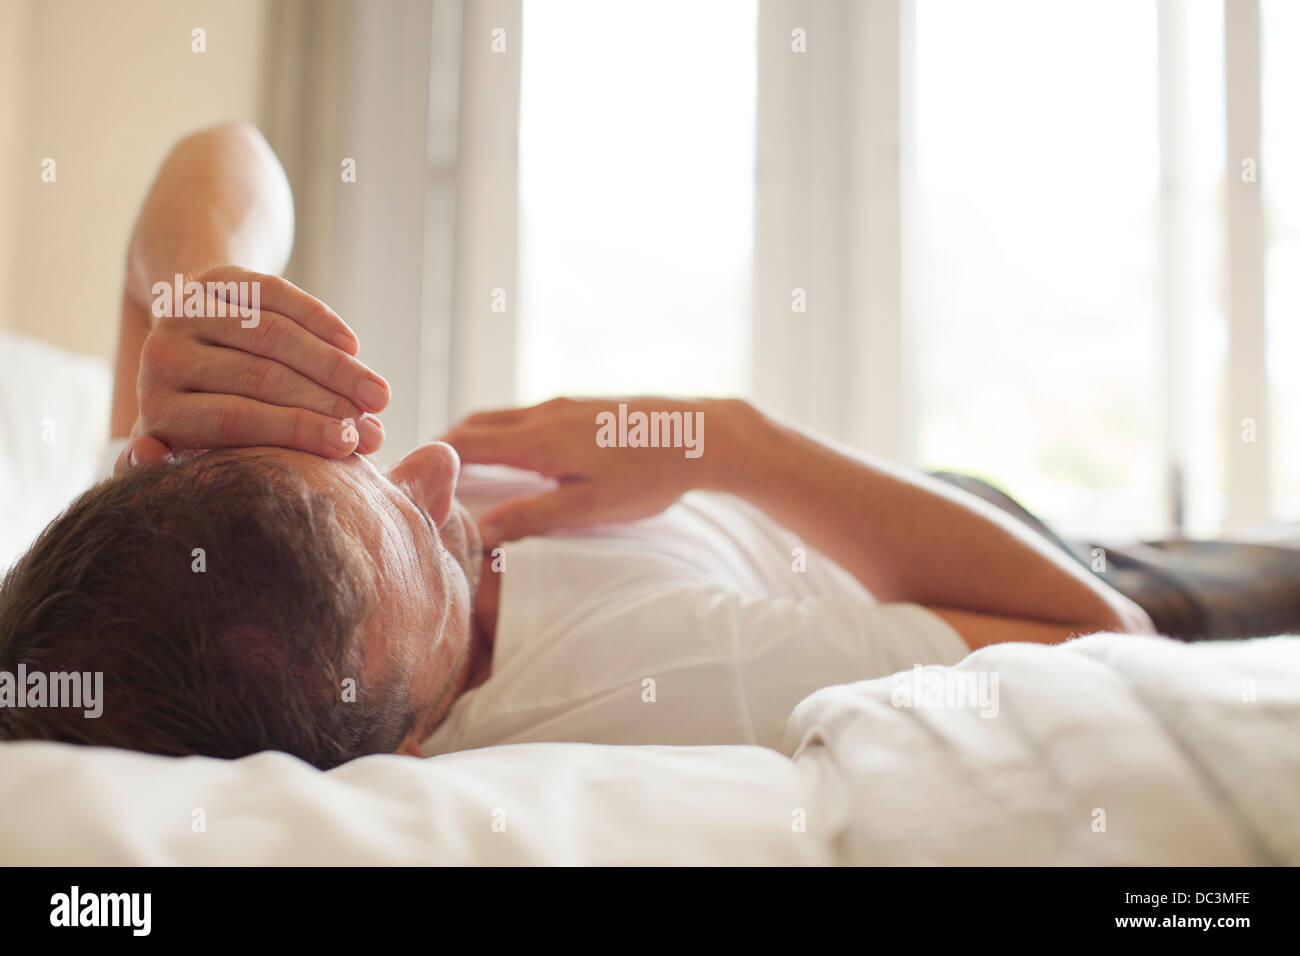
left=516, top=0, right=757, bottom=403
left=462, top=0, right=1289, bottom=538
left=911, top=0, right=1229, bottom=540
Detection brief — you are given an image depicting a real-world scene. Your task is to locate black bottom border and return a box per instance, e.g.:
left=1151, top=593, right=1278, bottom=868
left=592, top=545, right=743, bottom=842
left=0, top=865, right=1289, bottom=942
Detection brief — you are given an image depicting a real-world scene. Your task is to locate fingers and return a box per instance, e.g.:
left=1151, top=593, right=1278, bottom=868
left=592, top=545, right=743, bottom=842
left=441, top=423, right=547, bottom=471
left=154, top=394, right=382, bottom=459
left=180, top=346, right=368, bottom=426
left=477, top=486, right=590, bottom=548
left=453, top=397, right=576, bottom=429
left=140, top=335, right=386, bottom=455
left=196, top=266, right=359, bottom=355
left=456, top=406, right=528, bottom=427
left=174, top=311, right=390, bottom=414
left=160, top=268, right=388, bottom=413
left=138, top=270, right=390, bottom=460
left=113, top=435, right=172, bottom=476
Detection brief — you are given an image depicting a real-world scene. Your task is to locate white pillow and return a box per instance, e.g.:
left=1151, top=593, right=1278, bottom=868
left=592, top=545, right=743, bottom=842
left=0, top=330, right=111, bottom=573
left=0, top=739, right=827, bottom=865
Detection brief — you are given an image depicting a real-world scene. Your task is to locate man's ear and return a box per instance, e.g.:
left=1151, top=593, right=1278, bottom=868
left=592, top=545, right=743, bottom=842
left=386, top=442, right=459, bottom=526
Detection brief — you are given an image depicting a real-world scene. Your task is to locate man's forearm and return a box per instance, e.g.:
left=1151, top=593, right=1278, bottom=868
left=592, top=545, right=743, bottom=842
left=124, top=121, right=293, bottom=307
left=113, top=122, right=295, bottom=435
left=711, top=401, right=1151, bottom=632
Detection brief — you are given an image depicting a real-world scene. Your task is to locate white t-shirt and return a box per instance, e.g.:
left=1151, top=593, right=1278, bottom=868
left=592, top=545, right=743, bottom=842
left=421, top=467, right=969, bottom=757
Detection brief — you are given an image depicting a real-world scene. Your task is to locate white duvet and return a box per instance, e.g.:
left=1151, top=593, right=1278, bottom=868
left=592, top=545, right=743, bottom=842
left=788, top=632, right=1300, bottom=866
left=2, top=631, right=1297, bottom=865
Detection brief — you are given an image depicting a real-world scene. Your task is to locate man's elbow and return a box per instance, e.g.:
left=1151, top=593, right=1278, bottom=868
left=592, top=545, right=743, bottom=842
left=180, top=119, right=264, bottom=149
left=1098, top=597, right=1158, bottom=636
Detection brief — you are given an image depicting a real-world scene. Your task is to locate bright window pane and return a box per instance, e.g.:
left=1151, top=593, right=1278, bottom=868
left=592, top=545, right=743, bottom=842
left=1175, top=0, right=1227, bottom=537
left=516, top=0, right=756, bottom=403
left=913, top=0, right=1169, bottom=540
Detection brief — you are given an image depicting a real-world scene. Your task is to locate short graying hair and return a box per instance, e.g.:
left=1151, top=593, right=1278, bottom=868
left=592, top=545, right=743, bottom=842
left=0, top=450, right=412, bottom=769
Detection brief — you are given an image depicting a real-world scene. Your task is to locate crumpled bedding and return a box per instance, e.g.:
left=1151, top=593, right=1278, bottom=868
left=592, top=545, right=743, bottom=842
left=785, top=632, right=1300, bottom=865
left=2, top=633, right=1296, bottom=865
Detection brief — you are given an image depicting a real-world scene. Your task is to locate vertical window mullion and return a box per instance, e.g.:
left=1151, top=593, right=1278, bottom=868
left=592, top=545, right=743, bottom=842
left=1157, top=0, right=1192, bottom=536
left=451, top=0, right=522, bottom=421
left=1224, top=0, right=1270, bottom=528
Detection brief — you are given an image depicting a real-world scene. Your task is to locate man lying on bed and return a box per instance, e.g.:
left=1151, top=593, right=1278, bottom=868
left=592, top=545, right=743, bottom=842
left=0, top=123, right=1153, bottom=770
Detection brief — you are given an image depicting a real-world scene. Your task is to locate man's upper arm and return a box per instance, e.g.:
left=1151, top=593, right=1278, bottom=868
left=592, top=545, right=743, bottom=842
left=111, top=293, right=151, bottom=437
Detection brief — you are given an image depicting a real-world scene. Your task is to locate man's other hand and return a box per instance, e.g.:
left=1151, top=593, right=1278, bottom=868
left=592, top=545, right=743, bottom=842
left=442, top=396, right=752, bottom=547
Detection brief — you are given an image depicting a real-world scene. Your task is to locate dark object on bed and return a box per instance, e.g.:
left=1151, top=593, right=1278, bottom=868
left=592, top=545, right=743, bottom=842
left=930, top=471, right=1300, bottom=641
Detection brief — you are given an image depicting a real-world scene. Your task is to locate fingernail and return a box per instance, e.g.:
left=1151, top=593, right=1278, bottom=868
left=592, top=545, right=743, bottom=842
left=331, top=418, right=359, bottom=451
left=330, top=332, right=359, bottom=353
left=357, top=378, right=388, bottom=412
left=358, top=413, right=384, bottom=448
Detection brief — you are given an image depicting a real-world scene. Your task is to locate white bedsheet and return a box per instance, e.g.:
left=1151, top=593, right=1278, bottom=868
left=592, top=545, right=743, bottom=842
left=2, top=632, right=1296, bottom=865
left=0, top=740, right=826, bottom=865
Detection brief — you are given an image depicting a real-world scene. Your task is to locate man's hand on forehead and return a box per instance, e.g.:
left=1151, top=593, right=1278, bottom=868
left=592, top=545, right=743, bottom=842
left=119, top=266, right=390, bottom=473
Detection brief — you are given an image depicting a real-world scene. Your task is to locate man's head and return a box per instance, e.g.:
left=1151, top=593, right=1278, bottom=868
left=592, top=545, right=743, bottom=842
left=0, top=443, right=480, bottom=770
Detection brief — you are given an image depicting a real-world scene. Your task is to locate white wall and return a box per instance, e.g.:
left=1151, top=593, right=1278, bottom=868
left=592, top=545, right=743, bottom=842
left=1, top=0, right=270, bottom=359
left=0, top=0, right=32, bottom=328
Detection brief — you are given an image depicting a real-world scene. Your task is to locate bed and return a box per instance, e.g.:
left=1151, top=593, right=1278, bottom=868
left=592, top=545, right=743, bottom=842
left=2, top=629, right=1296, bottom=865
left=2, top=330, right=1297, bottom=866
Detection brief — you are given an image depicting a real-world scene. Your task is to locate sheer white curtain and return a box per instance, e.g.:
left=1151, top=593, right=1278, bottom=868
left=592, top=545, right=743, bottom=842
left=753, top=0, right=913, bottom=461
left=263, top=0, right=464, bottom=464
